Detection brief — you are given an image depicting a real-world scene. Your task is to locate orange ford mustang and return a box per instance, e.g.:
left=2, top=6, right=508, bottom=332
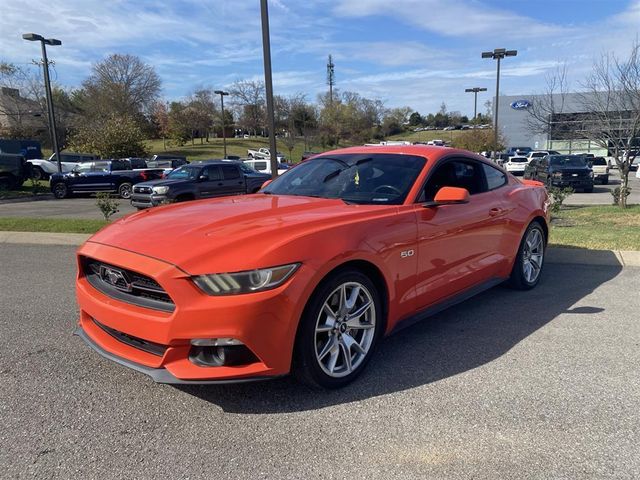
left=75, top=145, right=549, bottom=388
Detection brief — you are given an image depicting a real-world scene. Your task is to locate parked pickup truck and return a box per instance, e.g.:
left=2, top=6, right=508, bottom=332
left=49, top=159, right=164, bottom=199
left=524, top=154, right=594, bottom=192
left=243, top=158, right=290, bottom=175
left=28, top=152, right=100, bottom=180
left=246, top=147, right=285, bottom=162
left=130, top=160, right=270, bottom=209
left=0, top=153, right=30, bottom=190
left=587, top=156, right=610, bottom=184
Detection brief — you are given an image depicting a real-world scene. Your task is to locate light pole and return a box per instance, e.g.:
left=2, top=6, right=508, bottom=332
left=464, top=87, right=487, bottom=121
left=22, top=33, right=62, bottom=173
left=214, top=90, right=229, bottom=159
left=482, top=48, right=517, bottom=161
left=260, top=0, right=279, bottom=178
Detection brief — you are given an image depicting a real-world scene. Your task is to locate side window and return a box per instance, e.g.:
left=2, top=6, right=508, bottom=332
left=92, top=161, right=110, bottom=172
left=254, top=161, right=268, bottom=171
left=75, top=163, right=93, bottom=173
left=482, top=163, right=507, bottom=190
left=220, top=165, right=240, bottom=180
left=205, top=166, right=221, bottom=181
left=422, top=159, right=485, bottom=201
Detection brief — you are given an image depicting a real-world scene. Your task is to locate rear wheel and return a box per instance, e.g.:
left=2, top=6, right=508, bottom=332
left=52, top=182, right=68, bottom=199
left=293, top=269, right=382, bottom=389
left=32, top=166, right=48, bottom=181
left=118, top=182, right=132, bottom=199
left=509, top=221, right=546, bottom=290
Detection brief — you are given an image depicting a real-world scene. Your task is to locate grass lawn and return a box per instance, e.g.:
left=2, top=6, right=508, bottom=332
left=0, top=180, right=50, bottom=199
left=0, top=217, right=107, bottom=234
left=550, top=205, right=640, bottom=250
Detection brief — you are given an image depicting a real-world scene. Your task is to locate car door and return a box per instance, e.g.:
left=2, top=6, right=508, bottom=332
left=196, top=165, right=222, bottom=198
left=219, top=164, right=246, bottom=195
left=88, top=161, right=115, bottom=192
left=68, top=162, right=95, bottom=192
left=413, top=157, right=509, bottom=310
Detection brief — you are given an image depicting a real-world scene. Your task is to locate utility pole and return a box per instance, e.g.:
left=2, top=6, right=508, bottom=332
left=214, top=90, right=229, bottom=158
left=327, top=54, right=335, bottom=105
left=22, top=33, right=62, bottom=173
left=260, top=0, right=279, bottom=178
left=482, top=48, right=517, bottom=161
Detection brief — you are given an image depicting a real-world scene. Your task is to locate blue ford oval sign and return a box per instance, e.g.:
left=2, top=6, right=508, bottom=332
left=510, top=99, right=531, bottom=110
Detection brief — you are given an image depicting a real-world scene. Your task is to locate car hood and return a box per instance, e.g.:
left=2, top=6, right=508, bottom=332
left=87, top=194, right=388, bottom=274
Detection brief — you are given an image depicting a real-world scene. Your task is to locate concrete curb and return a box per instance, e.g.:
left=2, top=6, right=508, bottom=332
left=1, top=231, right=639, bottom=267
left=0, top=231, right=91, bottom=246
left=0, top=194, right=54, bottom=204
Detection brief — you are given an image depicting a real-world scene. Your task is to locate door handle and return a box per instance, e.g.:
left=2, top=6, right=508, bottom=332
left=489, top=207, right=504, bottom=217
left=217, top=182, right=223, bottom=186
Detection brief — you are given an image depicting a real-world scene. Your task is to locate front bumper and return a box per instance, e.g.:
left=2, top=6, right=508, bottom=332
left=75, top=242, right=310, bottom=383
left=550, top=178, right=594, bottom=189
left=130, top=193, right=166, bottom=208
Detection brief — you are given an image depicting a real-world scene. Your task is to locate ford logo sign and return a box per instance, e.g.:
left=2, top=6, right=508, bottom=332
left=511, top=100, right=531, bottom=110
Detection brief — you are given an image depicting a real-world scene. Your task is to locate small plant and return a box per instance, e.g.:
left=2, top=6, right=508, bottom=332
left=95, top=192, right=120, bottom=221
left=548, top=186, right=574, bottom=215
left=28, top=177, right=42, bottom=196
left=611, top=186, right=631, bottom=206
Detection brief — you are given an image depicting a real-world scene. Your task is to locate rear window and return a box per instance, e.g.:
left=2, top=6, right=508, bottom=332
left=592, top=158, right=607, bottom=165
left=510, top=157, right=528, bottom=163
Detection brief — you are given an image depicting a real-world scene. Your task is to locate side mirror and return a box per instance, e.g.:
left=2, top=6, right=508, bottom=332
left=261, top=179, right=272, bottom=189
left=425, top=186, right=470, bottom=207
left=198, top=174, right=208, bottom=182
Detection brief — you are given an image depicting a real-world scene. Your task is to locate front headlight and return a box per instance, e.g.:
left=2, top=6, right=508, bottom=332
left=193, top=263, right=300, bottom=295
left=152, top=186, right=169, bottom=194
left=589, top=170, right=594, bottom=178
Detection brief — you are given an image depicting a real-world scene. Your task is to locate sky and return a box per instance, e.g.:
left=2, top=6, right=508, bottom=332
left=1, top=0, right=639, bottom=117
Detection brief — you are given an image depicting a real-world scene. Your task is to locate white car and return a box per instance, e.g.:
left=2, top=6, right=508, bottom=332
left=526, top=150, right=560, bottom=161
left=243, top=158, right=289, bottom=176
left=505, top=156, right=529, bottom=176
left=27, top=153, right=99, bottom=180
left=246, top=147, right=285, bottom=162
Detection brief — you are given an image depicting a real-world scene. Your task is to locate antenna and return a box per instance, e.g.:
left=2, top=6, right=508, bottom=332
left=327, top=54, right=335, bottom=104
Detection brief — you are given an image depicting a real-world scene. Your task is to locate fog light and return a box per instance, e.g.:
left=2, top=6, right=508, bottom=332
left=190, top=338, right=244, bottom=347
left=189, top=343, right=259, bottom=367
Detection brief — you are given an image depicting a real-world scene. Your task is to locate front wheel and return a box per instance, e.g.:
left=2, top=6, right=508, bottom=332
left=509, top=222, right=546, bottom=290
left=293, top=269, right=382, bottom=389
left=52, top=182, right=68, bottom=199
left=32, top=166, right=48, bottom=181
left=118, top=182, right=132, bottom=199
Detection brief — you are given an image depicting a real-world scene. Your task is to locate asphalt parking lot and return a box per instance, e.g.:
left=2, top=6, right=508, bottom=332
left=564, top=173, right=640, bottom=206
left=1, top=244, right=639, bottom=478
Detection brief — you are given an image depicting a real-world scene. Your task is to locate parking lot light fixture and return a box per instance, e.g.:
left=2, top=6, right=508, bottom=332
left=22, top=32, right=62, bottom=173
left=482, top=48, right=518, bottom=161
left=465, top=87, right=487, bottom=120
left=214, top=90, right=229, bottom=159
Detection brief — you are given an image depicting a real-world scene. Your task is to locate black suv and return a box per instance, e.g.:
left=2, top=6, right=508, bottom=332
left=130, top=160, right=271, bottom=209
left=524, top=154, right=594, bottom=192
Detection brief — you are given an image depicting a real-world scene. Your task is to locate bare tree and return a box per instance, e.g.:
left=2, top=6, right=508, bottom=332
left=79, top=54, right=161, bottom=121
left=525, top=64, right=571, bottom=138
left=577, top=42, right=640, bottom=207
left=229, top=80, right=265, bottom=136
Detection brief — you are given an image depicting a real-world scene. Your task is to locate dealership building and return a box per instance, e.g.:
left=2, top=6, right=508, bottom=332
left=497, top=93, right=612, bottom=156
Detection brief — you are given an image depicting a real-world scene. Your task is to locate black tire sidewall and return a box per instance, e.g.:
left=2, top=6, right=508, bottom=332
left=119, top=183, right=132, bottom=199
left=294, top=269, right=383, bottom=389
left=53, top=183, right=67, bottom=199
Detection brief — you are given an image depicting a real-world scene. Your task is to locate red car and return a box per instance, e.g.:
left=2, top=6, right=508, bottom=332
left=75, top=146, right=549, bottom=388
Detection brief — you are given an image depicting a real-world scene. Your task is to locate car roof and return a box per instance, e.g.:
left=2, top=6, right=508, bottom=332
left=317, top=144, right=481, bottom=162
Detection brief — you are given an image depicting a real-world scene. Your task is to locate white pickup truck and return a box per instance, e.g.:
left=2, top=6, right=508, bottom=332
left=27, top=153, right=99, bottom=180
left=246, top=147, right=285, bottom=162
left=243, top=158, right=290, bottom=176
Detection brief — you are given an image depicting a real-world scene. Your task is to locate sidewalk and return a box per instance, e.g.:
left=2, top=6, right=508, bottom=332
left=1, top=230, right=639, bottom=267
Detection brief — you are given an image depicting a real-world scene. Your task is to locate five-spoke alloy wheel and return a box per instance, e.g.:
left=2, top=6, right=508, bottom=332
left=509, top=221, right=546, bottom=290
left=294, top=269, right=382, bottom=388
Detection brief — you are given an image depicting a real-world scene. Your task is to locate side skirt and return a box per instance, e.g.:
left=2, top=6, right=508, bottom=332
left=389, top=277, right=506, bottom=335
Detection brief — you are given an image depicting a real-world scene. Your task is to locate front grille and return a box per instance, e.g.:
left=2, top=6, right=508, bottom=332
left=93, top=318, right=167, bottom=356
left=133, top=185, right=153, bottom=194
left=81, top=256, right=175, bottom=312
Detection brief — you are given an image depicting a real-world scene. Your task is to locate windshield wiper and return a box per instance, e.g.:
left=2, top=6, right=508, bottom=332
left=322, top=158, right=372, bottom=183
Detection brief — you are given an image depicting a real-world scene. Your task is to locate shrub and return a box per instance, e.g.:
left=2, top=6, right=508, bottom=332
left=95, top=192, right=119, bottom=221
left=548, top=186, right=574, bottom=214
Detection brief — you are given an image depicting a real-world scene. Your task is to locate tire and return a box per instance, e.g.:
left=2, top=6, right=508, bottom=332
left=52, top=182, right=68, bottom=199
left=118, top=182, right=132, bottom=199
left=293, top=269, right=383, bottom=389
left=584, top=187, right=594, bottom=193
left=32, top=166, right=48, bottom=181
left=602, top=178, right=608, bottom=185
left=508, top=221, right=546, bottom=290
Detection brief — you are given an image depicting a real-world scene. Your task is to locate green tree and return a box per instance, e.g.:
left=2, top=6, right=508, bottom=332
left=67, top=114, right=149, bottom=158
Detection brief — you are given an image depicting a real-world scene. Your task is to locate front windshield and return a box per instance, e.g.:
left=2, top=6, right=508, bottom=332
left=550, top=156, right=588, bottom=167
left=262, top=154, right=425, bottom=205
left=167, top=165, right=201, bottom=180
left=238, top=163, right=258, bottom=174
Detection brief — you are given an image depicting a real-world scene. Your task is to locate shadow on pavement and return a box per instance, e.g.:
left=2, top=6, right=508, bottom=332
left=177, top=262, right=622, bottom=413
